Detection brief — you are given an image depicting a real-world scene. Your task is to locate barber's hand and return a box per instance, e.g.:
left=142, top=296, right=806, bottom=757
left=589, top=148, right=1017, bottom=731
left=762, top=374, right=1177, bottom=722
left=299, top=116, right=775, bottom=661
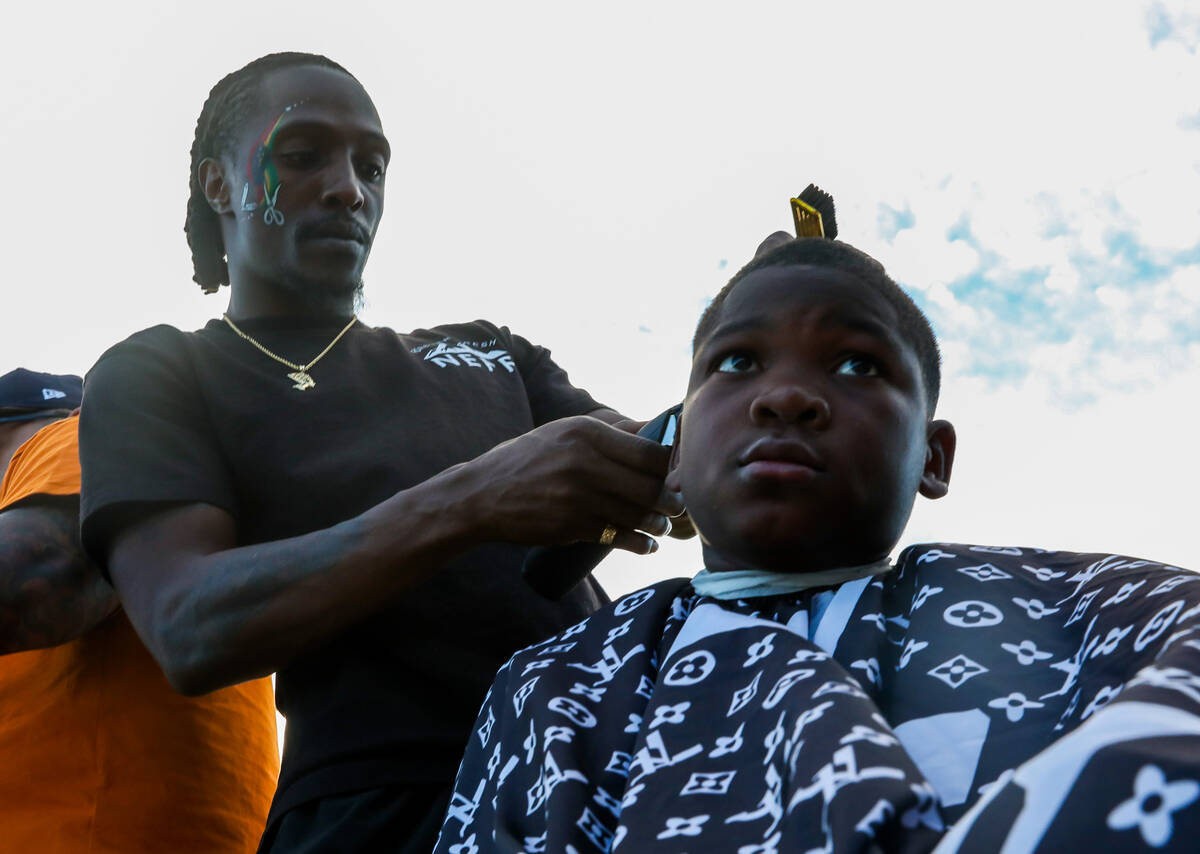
left=608, top=418, right=695, bottom=541
left=664, top=511, right=695, bottom=540
left=459, top=415, right=684, bottom=554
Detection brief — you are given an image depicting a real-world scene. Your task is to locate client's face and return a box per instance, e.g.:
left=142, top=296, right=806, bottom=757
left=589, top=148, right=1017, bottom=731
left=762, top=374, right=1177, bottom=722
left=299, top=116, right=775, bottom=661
left=671, top=265, right=941, bottom=573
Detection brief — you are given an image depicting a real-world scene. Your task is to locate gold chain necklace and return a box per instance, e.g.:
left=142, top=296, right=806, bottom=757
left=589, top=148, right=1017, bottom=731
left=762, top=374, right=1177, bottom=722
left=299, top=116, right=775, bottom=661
left=221, top=314, right=358, bottom=391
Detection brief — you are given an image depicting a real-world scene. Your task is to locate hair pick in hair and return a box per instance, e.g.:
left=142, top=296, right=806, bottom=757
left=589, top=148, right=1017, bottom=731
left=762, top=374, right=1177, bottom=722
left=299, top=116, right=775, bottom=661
left=790, top=184, right=838, bottom=240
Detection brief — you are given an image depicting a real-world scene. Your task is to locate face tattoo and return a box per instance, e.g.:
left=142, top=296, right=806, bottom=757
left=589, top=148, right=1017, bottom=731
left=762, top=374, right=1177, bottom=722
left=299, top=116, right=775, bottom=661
left=240, top=102, right=301, bottom=226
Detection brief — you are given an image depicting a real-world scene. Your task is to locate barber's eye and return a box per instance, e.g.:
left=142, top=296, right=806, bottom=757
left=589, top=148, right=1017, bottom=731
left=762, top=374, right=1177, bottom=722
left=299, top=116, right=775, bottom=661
left=277, top=151, right=318, bottom=168
left=715, top=352, right=757, bottom=374
left=835, top=355, right=880, bottom=377
left=359, top=161, right=386, bottom=182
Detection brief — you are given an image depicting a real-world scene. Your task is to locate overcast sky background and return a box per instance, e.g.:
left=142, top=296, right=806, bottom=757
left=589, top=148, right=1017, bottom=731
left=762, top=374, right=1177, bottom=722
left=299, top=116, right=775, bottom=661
left=2, top=1, right=1198, bottom=598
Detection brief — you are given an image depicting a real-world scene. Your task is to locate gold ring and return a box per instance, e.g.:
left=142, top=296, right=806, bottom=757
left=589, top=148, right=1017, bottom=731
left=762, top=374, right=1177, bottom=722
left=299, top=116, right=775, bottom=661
left=599, top=525, right=618, bottom=546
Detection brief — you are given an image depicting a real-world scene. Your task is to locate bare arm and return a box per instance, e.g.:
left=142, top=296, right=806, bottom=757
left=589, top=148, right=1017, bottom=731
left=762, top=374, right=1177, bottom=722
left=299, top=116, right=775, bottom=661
left=588, top=407, right=625, bottom=426
left=109, top=415, right=682, bottom=696
left=0, top=495, right=118, bottom=654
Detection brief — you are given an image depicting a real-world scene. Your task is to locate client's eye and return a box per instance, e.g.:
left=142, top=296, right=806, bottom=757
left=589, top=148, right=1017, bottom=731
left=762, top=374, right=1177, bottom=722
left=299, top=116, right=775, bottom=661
left=715, top=351, right=757, bottom=374
left=835, top=355, right=880, bottom=377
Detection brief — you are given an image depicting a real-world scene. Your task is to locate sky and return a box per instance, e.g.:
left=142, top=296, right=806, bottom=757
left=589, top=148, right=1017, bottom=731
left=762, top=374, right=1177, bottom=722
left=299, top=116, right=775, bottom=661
left=2, top=0, right=1198, bottom=599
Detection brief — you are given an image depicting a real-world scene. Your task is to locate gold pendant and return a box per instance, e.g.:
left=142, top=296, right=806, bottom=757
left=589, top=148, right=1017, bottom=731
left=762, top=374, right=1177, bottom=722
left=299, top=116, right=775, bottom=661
left=287, top=370, right=315, bottom=391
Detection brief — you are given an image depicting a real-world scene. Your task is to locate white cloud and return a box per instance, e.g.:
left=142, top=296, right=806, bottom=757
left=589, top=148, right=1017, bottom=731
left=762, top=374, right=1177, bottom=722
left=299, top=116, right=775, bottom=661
left=887, top=227, right=981, bottom=293
left=1147, top=1, right=1200, bottom=53
left=1095, top=286, right=1132, bottom=313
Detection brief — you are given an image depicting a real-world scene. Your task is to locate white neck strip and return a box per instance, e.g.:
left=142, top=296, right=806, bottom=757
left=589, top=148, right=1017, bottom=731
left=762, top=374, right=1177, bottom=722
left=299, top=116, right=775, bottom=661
left=690, top=559, right=892, bottom=601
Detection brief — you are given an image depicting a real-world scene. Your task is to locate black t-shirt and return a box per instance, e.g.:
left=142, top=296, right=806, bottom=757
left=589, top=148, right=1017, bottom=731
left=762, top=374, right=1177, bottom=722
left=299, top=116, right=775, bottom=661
left=79, top=317, right=608, bottom=819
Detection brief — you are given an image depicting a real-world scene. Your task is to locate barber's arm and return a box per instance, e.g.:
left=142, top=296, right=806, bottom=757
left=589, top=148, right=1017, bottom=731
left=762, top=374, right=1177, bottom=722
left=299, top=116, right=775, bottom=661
left=0, top=495, right=118, bottom=655
left=106, top=415, right=682, bottom=696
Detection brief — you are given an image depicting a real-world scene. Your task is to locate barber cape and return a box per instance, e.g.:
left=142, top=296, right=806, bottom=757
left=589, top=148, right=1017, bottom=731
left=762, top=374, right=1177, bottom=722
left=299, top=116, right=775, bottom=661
left=435, top=544, right=1200, bottom=853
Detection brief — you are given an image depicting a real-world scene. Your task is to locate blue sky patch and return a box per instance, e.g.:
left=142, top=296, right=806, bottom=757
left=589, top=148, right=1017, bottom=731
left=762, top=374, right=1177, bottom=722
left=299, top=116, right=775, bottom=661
left=877, top=204, right=916, bottom=241
left=901, top=195, right=1200, bottom=402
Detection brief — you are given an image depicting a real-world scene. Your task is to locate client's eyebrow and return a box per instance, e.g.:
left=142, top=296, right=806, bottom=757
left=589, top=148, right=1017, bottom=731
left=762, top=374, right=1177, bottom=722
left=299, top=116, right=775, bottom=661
left=705, top=317, right=768, bottom=346
left=709, top=313, right=898, bottom=345
left=823, top=312, right=897, bottom=343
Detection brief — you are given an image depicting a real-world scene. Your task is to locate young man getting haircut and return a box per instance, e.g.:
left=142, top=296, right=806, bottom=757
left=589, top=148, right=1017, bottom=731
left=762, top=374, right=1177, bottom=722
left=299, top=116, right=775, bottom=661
left=79, top=53, right=683, bottom=851
left=436, top=233, right=1200, bottom=853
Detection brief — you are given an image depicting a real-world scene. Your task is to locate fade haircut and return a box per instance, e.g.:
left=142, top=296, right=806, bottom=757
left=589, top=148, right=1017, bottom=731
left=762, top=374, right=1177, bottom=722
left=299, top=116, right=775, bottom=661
left=184, top=52, right=355, bottom=293
left=693, top=238, right=942, bottom=413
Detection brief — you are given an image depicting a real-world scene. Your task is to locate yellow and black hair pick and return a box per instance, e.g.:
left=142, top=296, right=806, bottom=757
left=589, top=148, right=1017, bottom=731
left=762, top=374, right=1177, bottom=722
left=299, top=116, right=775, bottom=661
left=790, top=184, right=838, bottom=239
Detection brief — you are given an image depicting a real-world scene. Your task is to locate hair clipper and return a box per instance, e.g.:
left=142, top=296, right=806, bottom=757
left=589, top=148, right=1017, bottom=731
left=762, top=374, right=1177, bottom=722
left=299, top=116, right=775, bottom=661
left=522, top=404, right=682, bottom=600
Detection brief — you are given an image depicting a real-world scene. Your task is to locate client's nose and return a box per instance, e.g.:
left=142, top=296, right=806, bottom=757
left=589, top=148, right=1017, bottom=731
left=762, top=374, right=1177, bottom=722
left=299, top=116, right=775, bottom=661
left=750, top=382, right=831, bottom=429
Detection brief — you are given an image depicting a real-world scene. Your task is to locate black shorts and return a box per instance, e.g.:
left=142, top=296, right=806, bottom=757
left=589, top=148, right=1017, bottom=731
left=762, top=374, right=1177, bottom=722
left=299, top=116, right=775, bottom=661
left=258, top=784, right=452, bottom=854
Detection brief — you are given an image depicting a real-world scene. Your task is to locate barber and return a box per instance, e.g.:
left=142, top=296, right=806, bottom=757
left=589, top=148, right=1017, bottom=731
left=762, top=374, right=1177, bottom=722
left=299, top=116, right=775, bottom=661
left=78, top=52, right=682, bottom=852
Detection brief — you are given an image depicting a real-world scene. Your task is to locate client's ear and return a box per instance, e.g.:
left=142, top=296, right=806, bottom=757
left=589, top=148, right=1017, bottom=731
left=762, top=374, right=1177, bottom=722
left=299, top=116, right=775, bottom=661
left=662, top=430, right=700, bottom=539
left=918, top=419, right=956, bottom=499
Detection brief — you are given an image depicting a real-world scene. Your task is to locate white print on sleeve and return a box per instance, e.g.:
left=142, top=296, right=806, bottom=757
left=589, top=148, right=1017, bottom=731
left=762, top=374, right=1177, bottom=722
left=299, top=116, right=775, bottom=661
left=411, top=339, right=516, bottom=372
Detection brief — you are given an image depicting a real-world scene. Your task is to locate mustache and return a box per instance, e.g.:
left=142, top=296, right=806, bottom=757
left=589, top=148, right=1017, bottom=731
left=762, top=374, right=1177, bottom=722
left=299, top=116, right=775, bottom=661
left=296, top=217, right=371, bottom=244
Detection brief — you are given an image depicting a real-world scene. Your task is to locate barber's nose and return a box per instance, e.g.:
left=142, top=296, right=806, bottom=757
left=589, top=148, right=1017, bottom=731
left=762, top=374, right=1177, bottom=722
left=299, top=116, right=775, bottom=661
left=321, top=156, right=365, bottom=212
left=750, top=381, right=831, bottom=429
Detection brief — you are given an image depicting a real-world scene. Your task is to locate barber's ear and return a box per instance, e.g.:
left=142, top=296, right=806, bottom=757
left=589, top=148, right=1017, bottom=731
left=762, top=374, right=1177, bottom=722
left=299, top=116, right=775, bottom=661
left=918, top=419, right=956, bottom=499
left=199, top=158, right=233, bottom=215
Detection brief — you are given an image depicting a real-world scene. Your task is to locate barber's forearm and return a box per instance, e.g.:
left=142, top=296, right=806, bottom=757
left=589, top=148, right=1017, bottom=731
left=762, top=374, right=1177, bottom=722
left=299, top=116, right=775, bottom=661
left=0, top=501, right=119, bottom=655
left=118, top=413, right=676, bottom=695
left=119, top=466, right=482, bottom=696
left=587, top=407, right=625, bottom=426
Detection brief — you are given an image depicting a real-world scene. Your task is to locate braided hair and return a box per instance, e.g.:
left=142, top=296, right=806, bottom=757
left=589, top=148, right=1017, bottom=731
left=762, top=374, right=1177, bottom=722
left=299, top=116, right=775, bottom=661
left=184, top=52, right=355, bottom=293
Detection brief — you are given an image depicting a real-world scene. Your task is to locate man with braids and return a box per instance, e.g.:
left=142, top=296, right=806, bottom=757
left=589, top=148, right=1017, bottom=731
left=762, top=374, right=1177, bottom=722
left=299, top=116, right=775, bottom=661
left=78, top=52, right=682, bottom=851
left=0, top=369, right=278, bottom=854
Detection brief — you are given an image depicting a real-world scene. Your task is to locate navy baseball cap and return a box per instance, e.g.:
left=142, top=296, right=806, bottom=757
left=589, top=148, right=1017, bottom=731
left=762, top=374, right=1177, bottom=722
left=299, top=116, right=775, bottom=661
left=0, top=368, right=83, bottom=423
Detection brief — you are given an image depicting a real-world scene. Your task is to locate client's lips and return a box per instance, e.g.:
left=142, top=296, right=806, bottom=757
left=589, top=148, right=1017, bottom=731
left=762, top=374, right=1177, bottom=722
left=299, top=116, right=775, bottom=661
left=739, top=438, right=825, bottom=474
